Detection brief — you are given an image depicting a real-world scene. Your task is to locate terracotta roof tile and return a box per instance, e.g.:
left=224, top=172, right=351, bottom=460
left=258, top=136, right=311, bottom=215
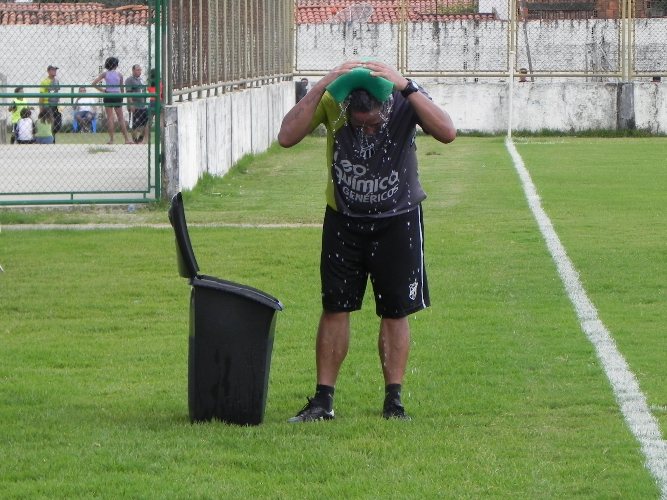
left=0, top=2, right=149, bottom=25
left=296, top=0, right=495, bottom=23
left=1, top=1, right=492, bottom=26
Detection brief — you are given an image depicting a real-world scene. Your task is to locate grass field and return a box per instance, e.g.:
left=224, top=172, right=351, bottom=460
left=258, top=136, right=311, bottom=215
left=0, top=136, right=665, bottom=498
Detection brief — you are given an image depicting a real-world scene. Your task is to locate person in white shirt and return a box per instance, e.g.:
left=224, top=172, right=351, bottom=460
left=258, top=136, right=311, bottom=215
left=15, top=107, right=36, bottom=144
left=73, top=87, right=99, bottom=132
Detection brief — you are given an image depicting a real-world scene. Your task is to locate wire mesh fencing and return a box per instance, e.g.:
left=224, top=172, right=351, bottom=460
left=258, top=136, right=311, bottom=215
left=294, top=0, right=667, bottom=81
left=633, top=0, right=667, bottom=77
left=0, top=0, right=160, bottom=205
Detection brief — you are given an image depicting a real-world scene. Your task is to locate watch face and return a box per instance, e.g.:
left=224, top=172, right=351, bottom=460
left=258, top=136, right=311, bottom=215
left=402, top=80, right=419, bottom=97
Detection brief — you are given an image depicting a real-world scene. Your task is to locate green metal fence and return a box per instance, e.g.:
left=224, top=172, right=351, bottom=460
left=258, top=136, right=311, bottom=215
left=0, top=0, right=162, bottom=206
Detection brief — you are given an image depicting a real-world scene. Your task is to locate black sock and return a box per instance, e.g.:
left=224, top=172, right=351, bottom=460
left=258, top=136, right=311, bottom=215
left=385, top=384, right=402, bottom=402
left=314, top=384, right=334, bottom=411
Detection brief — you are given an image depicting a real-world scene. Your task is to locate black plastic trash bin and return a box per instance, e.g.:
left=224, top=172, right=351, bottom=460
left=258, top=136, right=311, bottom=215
left=168, top=192, right=283, bottom=425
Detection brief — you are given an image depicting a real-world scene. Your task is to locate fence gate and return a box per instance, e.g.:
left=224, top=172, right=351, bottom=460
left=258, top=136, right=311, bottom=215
left=0, top=0, right=162, bottom=206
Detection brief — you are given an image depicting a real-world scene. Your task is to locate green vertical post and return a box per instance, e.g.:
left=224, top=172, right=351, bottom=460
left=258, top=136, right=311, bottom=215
left=154, top=0, right=163, bottom=200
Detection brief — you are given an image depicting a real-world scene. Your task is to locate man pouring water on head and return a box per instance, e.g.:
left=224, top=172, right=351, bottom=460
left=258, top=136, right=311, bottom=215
left=278, top=60, right=456, bottom=422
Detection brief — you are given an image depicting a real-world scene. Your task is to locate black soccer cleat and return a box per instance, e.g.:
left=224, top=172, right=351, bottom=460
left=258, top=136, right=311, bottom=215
left=383, top=397, right=411, bottom=420
left=287, top=397, right=335, bottom=423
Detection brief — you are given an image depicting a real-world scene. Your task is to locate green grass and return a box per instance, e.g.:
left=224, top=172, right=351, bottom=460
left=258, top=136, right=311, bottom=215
left=0, top=136, right=664, bottom=498
left=53, top=130, right=155, bottom=145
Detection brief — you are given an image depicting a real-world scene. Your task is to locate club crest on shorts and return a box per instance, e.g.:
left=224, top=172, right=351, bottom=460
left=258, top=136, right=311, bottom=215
left=409, top=280, right=419, bottom=300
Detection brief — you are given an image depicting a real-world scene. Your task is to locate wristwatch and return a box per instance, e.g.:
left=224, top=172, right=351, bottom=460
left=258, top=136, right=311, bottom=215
left=401, top=79, right=419, bottom=98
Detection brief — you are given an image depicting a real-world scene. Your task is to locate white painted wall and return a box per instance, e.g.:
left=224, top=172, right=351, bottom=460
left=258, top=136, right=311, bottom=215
left=296, top=19, right=667, bottom=75
left=459, top=82, right=665, bottom=133
left=301, top=77, right=667, bottom=133
left=164, top=79, right=666, bottom=198
left=165, top=82, right=294, bottom=194
left=635, top=83, right=667, bottom=134
left=435, top=82, right=621, bottom=133
left=0, top=25, right=151, bottom=85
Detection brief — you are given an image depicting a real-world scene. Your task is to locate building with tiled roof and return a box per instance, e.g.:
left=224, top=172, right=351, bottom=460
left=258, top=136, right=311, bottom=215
left=1, top=0, right=658, bottom=26
left=0, top=2, right=149, bottom=25
left=295, top=0, right=658, bottom=22
left=296, top=0, right=495, bottom=23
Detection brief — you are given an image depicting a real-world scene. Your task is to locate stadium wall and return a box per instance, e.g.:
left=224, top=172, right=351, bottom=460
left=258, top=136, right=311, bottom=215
left=429, top=81, right=666, bottom=133
left=162, top=81, right=293, bottom=198
left=162, top=79, right=665, bottom=198
left=295, top=19, right=667, bottom=75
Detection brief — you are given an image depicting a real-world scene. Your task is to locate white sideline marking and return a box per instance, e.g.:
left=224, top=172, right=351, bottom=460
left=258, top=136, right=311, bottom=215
left=505, top=137, right=667, bottom=497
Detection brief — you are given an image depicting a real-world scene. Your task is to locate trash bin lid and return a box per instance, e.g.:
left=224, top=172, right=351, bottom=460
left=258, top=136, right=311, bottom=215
left=193, top=275, right=283, bottom=311
left=168, top=192, right=200, bottom=280
left=168, top=192, right=284, bottom=312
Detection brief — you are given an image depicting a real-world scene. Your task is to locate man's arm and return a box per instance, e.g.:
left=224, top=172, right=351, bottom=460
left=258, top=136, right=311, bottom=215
left=363, top=61, right=456, bottom=144
left=124, top=78, right=135, bottom=112
left=278, top=61, right=361, bottom=148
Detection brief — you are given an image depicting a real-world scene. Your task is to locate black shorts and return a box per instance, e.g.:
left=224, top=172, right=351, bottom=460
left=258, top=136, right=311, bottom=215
left=132, top=108, right=148, bottom=128
left=320, top=205, right=430, bottom=318
left=103, top=95, right=124, bottom=107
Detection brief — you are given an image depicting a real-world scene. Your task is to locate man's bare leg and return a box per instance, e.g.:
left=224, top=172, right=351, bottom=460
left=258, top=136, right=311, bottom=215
left=378, top=316, right=410, bottom=385
left=288, top=310, right=349, bottom=422
left=378, top=316, right=412, bottom=419
left=316, top=310, right=350, bottom=386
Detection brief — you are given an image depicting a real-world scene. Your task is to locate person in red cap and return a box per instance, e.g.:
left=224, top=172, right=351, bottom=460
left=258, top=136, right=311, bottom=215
left=39, top=65, right=62, bottom=141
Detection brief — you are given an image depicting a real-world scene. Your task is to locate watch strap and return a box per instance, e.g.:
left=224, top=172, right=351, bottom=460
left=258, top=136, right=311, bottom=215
left=401, top=79, right=419, bottom=98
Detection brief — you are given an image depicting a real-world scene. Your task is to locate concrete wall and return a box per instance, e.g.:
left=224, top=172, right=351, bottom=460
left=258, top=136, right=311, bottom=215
left=439, top=81, right=666, bottom=133
left=0, top=25, right=150, bottom=85
left=439, top=81, right=623, bottom=133
left=162, top=79, right=665, bottom=199
left=162, top=81, right=294, bottom=199
left=635, top=83, right=667, bottom=134
left=296, top=19, right=667, bottom=75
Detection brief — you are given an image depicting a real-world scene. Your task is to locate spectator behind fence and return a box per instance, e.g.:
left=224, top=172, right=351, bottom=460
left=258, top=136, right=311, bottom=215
left=8, top=87, right=32, bottom=144
left=125, top=64, right=149, bottom=144
left=35, top=109, right=55, bottom=144
left=295, top=77, right=309, bottom=103
left=92, top=57, right=133, bottom=145
left=147, top=68, right=163, bottom=104
left=15, top=108, right=36, bottom=144
left=39, top=65, right=62, bottom=140
left=519, top=68, right=529, bottom=82
left=146, top=68, right=163, bottom=135
left=73, top=87, right=98, bottom=133
left=652, top=76, right=661, bottom=83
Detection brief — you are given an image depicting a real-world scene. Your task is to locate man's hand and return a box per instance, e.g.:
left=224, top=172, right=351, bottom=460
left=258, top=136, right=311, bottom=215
left=279, top=60, right=363, bottom=148
left=363, top=60, right=456, bottom=144
left=362, top=60, right=410, bottom=92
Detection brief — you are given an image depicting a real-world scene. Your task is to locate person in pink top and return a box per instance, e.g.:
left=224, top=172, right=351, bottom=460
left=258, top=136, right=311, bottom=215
left=92, top=57, right=133, bottom=144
